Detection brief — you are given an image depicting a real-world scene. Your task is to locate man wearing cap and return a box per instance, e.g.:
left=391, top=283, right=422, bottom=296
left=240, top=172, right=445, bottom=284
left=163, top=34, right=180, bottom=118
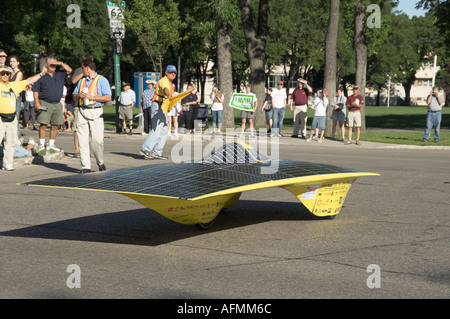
left=345, top=85, right=364, bottom=145
left=139, top=65, right=177, bottom=160
left=118, top=82, right=136, bottom=135
left=290, top=78, right=312, bottom=138
left=271, top=80, right=287, bottom=137
left=0, top=65, right=46, bottom=171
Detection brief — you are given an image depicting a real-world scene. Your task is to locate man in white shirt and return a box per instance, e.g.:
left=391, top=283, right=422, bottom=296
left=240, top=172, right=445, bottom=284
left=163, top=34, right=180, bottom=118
left=271, top=80, right=287, bottom=137
left=118, top=82, right=136, bottom=135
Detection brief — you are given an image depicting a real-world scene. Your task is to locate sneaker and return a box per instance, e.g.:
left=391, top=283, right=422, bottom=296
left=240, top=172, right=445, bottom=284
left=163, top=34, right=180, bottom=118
left=141, top=132, right=148, bottom=136
left=80, top=169, right=91, bottom=174
left=140, top=150, right=154, bottom=159
left=152, top=154, right=168, bottom=160
left=2, top=167, right=14, bottom=171
left=49, top=144, right=61, bottom=152
left=98, top=163, right=107, bottom=171
left=128, top=129, right=133, bottom=135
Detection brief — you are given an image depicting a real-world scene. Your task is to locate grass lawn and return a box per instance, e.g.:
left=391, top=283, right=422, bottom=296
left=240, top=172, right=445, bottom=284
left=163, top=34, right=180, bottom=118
left=102, top=104, right=450, bottom=146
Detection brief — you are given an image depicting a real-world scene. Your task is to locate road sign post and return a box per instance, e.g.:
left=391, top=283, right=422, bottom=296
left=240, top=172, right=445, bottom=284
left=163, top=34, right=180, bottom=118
left=107, top=1, right=126, bottom=133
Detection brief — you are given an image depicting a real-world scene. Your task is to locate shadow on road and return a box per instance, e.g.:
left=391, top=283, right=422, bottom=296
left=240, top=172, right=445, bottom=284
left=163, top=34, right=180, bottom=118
left=0, top=200, right=325, bottom=247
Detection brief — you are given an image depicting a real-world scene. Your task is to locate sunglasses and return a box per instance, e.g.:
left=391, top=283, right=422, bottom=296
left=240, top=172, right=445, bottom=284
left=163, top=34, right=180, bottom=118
left=0, top=55, right=7, bottom=58
left=0, top=71, right=11, bottom=76
left=49, top=64, right=57, bottom=68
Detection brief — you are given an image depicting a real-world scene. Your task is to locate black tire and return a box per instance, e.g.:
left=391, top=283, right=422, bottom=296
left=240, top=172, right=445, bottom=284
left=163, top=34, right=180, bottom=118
left=196, top=220, right=214, bottom=230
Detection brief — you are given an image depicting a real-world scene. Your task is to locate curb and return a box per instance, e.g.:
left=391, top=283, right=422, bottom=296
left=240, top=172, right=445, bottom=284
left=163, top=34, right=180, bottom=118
left=9, top=150, right=66, bottom=168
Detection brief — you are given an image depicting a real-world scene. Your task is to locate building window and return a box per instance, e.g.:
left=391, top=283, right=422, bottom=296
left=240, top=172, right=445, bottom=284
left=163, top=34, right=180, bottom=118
left=268, top=75, right=298, bottom=89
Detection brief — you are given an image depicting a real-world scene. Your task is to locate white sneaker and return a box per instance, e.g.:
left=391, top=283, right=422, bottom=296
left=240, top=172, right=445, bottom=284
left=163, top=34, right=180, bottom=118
left=49, top=145, right=61, bottom=152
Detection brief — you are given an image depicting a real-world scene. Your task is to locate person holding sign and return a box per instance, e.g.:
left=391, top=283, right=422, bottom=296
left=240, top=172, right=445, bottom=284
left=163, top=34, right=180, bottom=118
left=139, top=65, right=177, bottom=160
left=240, top=85, right=258, bottom=137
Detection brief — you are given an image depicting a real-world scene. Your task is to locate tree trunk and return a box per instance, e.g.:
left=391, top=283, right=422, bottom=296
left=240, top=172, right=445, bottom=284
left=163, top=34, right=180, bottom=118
left=324, top=0, right=340, bottom=136
left=239, top=0, right=269, bottom=128
left=216, top=0, right=234, bottom=129
left=354, top=0, right=367, bottom=132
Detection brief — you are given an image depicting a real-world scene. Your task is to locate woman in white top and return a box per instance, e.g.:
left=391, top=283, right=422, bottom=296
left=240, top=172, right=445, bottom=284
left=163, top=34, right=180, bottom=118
left=306, top=89, right=329, bottom=143
left=210, top=86, right=224, bottom=134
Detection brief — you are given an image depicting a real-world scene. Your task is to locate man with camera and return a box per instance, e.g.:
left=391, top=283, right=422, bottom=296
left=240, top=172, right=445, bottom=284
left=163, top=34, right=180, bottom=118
left=423, top=86, right=445, bottom=143
left=290, top=78, right=312, bottom=138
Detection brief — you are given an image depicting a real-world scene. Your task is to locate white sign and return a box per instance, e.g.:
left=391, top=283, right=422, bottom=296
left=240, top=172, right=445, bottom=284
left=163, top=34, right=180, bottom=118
left=107, top=1, right=125, bottom=19
left=107, top=1, right=126, bottom=39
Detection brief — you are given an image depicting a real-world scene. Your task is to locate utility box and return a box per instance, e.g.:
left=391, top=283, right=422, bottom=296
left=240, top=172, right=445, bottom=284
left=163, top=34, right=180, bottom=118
left=134, top=72, right=161, bottom=129
left=134, top=72, right=160, bottom=108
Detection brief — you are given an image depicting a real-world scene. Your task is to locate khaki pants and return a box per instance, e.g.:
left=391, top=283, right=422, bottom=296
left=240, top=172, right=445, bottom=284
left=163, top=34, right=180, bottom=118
left=292, top=104, right=308, bottom=137
left=77, top=108, right=104, bottom=170
left=0, top=117, right=18, bottom=169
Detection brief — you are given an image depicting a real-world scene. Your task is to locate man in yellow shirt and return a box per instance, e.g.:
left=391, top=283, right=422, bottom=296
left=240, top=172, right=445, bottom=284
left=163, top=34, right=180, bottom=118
left=139, top=65, right=176, bottom=160
left=0, top=65, right=45, bottom=171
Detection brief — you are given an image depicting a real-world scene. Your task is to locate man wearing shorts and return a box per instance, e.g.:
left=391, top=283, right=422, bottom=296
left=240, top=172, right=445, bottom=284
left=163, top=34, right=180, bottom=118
left=345, top=85, right=363, bottom=145
left=33, top=56, right=72, bottom=151
left=118, top=82, right=136, bottom=135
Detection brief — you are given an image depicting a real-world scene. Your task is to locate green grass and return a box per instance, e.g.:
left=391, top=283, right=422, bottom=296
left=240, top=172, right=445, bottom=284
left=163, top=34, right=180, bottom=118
left=102, top=104, right=450, bottom=146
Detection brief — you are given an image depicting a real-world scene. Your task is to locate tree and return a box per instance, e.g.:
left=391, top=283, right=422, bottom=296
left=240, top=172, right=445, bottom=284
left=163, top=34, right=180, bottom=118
left=239, top=0, right=269, bottom=128
left=215, top=0, right=238, bottom=129
left=354, top=0, right=367, bottom=131
left=324, top=0, right=340, bottom=136
left=124, top=0, right=184, bottom=75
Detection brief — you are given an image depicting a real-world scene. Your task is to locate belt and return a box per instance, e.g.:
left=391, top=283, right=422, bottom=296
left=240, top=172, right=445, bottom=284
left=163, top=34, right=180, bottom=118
left=82, top=105, right=102, bottom=109
left=120, top=104, right=132, bottom=107
left=294, top=104, right=307, bottom=106
left=428, top=110, right=441, bottom=113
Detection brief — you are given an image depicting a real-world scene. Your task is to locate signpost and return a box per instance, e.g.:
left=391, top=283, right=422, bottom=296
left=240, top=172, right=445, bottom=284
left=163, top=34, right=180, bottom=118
left=107, top=1, right=126, bottom=133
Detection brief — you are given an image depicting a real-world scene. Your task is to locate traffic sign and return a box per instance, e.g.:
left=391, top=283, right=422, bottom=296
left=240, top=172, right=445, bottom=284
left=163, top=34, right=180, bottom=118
left=107, top=1, right=125, bottom=39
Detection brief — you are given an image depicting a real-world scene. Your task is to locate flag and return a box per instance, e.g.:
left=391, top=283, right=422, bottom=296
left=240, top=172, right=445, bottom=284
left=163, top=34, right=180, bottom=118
left=161, top=89, right=194, bottom=114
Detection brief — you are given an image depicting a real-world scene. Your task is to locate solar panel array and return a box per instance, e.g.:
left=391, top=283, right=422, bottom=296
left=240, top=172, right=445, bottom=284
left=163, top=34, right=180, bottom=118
left=24, top=160, right=360, bottom=200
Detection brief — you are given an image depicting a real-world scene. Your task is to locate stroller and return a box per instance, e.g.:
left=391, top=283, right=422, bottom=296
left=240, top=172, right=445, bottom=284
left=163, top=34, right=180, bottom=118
left=196, top=103, right=210, bottom=130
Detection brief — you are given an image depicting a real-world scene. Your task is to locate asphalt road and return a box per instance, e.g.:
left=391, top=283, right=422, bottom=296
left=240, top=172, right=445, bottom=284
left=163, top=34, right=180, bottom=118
left=1, top=128, right=449, bottom=300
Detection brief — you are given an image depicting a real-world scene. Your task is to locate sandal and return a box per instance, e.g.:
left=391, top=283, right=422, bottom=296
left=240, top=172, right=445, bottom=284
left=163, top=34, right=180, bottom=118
left=356, top=140, right=361, bottom=146
left=344, top=140, right=352, bottom=145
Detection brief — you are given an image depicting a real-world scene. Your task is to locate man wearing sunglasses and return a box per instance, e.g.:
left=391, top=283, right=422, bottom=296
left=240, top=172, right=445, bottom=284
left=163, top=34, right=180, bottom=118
left=0, top=65, right=45, bottom=171
left=32, top=56, right=72, bottom=152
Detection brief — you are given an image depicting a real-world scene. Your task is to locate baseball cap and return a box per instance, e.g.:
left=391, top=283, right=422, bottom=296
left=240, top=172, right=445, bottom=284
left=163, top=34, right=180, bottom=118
left=0, top=66, right=13, bottom=73
left=278, top=80, right=284, bottom=85
left=166, top=65, right=177, bottom=73
left=353, top=85, right=359, bottom=90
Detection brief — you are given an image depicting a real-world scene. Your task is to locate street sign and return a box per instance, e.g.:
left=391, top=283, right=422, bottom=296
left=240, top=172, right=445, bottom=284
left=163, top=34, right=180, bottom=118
left=107, top=1, right=125, bottom=19
left=107, top=1, right=125, bottom=39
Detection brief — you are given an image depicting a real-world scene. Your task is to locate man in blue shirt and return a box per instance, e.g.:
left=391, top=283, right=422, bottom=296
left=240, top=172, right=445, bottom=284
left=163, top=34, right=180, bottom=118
left=72, top=59, right=111, bottom=173
left=33, top=56, right=72, bottom=151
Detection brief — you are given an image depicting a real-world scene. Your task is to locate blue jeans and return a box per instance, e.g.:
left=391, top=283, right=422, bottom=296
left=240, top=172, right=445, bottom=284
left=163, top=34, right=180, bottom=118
left=423, top=111, right=441, bottom=142
left=212, top=110, right=223, bottom=129
left=141, top=102, right=168, bottom=156
left=272, top=107, right=285, bottom=135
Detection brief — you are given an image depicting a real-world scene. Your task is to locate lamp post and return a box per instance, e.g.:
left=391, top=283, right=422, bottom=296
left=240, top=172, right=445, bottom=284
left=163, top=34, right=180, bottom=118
left=30, top=53, right=39, bottom=74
